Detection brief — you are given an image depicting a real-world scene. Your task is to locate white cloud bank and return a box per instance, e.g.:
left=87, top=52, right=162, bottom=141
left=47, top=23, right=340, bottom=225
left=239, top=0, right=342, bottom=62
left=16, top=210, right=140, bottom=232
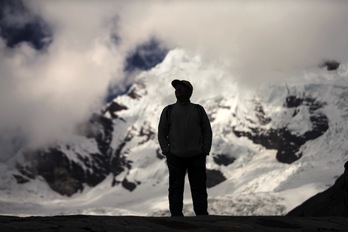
left=1, top=0, right=348, bottom=156
left=116, top=0, right=348, bottom=83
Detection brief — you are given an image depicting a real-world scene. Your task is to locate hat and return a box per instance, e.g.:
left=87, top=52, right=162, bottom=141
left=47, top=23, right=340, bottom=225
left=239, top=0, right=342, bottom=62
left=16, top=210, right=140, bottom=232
left=171, top=79, right=193, bottom=93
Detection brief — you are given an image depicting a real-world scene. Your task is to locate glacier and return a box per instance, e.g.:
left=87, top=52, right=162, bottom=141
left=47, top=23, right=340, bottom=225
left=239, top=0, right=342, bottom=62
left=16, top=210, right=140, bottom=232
left=0, top=49, right=347, bottom=217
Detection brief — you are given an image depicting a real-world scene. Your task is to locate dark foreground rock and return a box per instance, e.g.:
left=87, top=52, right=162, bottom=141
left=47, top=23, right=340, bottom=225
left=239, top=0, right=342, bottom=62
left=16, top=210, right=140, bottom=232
left=287, top=161, right=348, bottom=216
left=1, top=215, right=348, bottom=232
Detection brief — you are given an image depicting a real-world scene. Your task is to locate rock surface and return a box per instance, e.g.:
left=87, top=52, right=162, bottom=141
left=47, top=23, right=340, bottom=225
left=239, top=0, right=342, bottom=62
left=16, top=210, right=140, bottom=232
left=0, top=215, right=348, bottom=232
left=287, top=161, right=348, bottom=216
left=233, top=96, right=329, bottom=164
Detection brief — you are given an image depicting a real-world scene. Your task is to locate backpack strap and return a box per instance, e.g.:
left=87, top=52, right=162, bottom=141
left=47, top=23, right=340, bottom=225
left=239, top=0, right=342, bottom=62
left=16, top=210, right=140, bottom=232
left=195, top=104, right=205, bottom=130
left=166, top=104, right=174, bottom=132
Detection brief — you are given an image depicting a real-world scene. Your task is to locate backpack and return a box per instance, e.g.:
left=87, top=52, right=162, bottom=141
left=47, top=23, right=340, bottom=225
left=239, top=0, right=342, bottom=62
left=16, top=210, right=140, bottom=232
left=166, top=103, right=204, bottom=131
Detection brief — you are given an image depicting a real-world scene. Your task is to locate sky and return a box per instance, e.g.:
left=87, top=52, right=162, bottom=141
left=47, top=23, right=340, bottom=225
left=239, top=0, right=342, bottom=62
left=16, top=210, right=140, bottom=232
left=1, top=0, right=348, bottom=157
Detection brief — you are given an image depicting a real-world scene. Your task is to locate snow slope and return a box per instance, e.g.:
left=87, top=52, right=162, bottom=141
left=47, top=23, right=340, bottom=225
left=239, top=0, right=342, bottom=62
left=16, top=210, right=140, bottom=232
left=0, top=49, right=347, bottom=216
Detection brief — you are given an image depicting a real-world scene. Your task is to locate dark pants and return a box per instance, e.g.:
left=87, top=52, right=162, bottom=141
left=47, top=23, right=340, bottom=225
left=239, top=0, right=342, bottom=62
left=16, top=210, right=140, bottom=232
left=166, top=153, right=208, bottom=216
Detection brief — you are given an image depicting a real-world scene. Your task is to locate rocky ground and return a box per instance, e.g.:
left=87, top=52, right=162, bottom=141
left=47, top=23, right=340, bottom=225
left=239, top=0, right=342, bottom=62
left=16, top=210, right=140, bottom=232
left=287, top=161, right=348, bottom=217
left=0, top=215, right=348, bottom=232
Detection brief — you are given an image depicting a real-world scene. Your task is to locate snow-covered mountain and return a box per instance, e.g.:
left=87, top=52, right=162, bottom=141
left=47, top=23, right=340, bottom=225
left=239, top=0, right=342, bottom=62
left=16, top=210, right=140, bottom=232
left=0, top=49, right=347, bottom=216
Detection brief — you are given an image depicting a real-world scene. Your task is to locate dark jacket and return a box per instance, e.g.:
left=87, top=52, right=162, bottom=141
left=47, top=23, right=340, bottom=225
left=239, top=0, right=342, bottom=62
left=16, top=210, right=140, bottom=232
left=158, top=101, right=212, bottom=157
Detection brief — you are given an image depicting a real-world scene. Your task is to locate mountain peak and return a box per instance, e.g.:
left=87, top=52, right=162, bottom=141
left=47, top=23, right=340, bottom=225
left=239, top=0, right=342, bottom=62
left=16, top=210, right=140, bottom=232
left=1, top=49, right=348, bottom=216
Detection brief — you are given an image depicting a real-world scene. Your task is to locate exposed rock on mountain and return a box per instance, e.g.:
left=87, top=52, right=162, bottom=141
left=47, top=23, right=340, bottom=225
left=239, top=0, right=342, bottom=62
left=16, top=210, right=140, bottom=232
left=213, top=154, right=235, bottom=166
left=233, top=96, right=329, bottom=164
left=13, top=113, right=137, bottom=195
left=206, top=169, right=226, bottom=188
left=319, top=60, right=340, bottom=71
left=102, top=102, right=128, bottom=120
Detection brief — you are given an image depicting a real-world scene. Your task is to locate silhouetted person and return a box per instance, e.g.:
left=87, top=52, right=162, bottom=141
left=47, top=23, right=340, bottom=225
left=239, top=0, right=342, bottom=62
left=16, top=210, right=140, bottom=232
left=158, top=79, right=212, bottom=217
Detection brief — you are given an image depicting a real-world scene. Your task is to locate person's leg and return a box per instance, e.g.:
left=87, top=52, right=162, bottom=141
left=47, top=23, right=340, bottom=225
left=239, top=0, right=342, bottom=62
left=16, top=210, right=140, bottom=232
left=167, top=153, right=186, bottom=217
left=187, top=154, right=208, bottom=216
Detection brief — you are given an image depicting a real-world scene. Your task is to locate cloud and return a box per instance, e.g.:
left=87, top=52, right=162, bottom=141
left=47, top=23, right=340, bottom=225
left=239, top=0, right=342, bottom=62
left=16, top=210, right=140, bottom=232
left=116, top=0, right=348, bottom=85
left=0, top=0, right=125, bottom=151
left=1, top=0, right=348, bottom=158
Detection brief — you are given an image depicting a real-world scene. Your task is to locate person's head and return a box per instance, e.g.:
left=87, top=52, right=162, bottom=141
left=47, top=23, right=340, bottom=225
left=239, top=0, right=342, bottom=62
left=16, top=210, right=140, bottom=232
left=171, top=80, right=193, bottom=102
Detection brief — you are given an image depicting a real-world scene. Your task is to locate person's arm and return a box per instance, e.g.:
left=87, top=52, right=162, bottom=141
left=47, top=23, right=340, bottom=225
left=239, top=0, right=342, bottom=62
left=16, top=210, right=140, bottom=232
left=201, top=107, right=212, bottom=156
left=158, top=107, right=170, bottom=156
